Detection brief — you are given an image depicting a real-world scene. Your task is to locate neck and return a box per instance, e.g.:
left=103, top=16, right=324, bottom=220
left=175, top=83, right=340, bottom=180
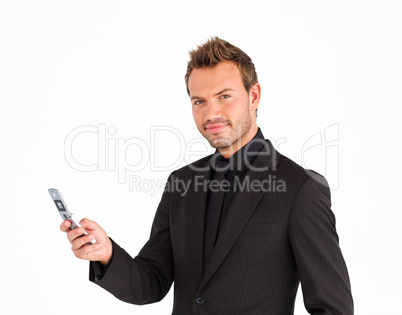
left=218, top=125, right=258, bottom=159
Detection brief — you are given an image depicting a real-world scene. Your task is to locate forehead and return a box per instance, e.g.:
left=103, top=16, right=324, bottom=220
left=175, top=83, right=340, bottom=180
left=188, top=61, right=243, bottom=96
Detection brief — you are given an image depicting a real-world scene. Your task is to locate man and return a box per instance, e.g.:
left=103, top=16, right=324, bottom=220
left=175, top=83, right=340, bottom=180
left=61, top=37, right=353, bottom=314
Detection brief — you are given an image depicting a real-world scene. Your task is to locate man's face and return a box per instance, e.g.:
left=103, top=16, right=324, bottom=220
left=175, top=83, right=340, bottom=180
left=188, top=61, right=259, bottom=155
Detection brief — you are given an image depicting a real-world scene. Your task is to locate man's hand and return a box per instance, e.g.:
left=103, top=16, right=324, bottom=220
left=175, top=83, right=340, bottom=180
left=60, top=218, right=113, bottom=266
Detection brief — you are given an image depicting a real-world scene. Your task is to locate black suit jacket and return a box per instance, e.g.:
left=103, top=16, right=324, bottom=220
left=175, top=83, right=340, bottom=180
left=90, top=139, right=353, bottom=314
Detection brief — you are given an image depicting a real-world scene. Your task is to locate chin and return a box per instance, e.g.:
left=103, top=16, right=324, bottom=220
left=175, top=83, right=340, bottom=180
left=208, top=138, right=233, bottom=149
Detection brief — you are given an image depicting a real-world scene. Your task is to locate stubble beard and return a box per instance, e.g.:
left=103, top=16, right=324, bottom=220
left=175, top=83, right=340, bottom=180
left=201, top=104, right=253, bottom=151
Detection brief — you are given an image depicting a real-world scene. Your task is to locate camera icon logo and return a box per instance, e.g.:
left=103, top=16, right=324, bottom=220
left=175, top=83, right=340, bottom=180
left=301, top=123, right=339, bottom=191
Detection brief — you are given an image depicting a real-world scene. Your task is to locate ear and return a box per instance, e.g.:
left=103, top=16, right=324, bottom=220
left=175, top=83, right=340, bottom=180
left=248, top=83, right=261, bottom=112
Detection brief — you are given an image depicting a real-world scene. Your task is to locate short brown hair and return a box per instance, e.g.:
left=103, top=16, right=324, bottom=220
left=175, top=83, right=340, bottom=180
left=185, top=36, right=258, bottom=96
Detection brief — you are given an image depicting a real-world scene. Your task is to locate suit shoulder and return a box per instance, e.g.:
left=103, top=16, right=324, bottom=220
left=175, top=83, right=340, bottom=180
left=169, top=154, right=212, bottom=178
left=277, top=152, right=329, bottom=189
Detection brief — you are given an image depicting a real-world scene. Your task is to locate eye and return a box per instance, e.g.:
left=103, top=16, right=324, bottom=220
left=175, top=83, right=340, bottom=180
left=221, top=95, right=230, bottom=99
left=194, top=100, right=204, bottom=105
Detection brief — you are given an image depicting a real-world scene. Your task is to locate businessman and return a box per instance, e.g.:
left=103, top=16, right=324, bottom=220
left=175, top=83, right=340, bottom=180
left=61, top=36, right=353, bottom=314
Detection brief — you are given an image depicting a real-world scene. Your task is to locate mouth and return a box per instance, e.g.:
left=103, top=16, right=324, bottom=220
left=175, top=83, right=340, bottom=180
left=205, top=123, right=229, bottom=134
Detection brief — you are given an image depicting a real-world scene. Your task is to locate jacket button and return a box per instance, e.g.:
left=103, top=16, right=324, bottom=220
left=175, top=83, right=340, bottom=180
left=195, top=297, right=205, bottom=305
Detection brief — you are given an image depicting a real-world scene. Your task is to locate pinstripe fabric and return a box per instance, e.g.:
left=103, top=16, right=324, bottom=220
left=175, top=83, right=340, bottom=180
left=90, top=139, right=353, bottom=314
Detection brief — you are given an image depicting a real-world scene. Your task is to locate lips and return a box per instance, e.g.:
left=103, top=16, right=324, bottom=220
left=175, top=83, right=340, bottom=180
left=205, top=124, right=229, bottom=134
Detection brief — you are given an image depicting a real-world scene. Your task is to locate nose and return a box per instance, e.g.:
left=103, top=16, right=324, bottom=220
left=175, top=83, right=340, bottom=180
left=204, top=100, right=223, bottom=121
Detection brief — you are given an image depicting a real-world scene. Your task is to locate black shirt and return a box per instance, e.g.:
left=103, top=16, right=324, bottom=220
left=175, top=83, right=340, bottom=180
left=91, top=128, right=267, bottom=281
left=206, top=127, right=266, bottom=240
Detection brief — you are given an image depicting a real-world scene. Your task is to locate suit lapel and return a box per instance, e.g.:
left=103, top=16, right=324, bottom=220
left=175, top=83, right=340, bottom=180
left=199, top=140, right=280, bottom=289
left=186, top=161, right=212, bottom=285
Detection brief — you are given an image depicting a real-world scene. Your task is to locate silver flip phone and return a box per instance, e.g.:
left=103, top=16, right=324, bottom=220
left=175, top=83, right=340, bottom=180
left=48, top=188, right=96, bottom=244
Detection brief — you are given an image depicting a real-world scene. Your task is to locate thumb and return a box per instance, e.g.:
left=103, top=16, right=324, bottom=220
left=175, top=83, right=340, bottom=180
left=79, top=218, right=99, bottom=230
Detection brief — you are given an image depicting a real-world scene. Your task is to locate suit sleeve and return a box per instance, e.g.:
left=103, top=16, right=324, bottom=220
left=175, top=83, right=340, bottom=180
left=89, top=173, right=175, bottom=305
left=288, top=174, right=354, bottom=315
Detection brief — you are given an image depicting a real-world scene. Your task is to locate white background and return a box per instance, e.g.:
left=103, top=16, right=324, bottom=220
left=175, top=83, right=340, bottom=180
left=1, top=1, right=401, bottom=314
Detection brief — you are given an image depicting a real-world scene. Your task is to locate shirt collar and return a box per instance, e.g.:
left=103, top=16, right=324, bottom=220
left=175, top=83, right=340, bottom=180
left=212, top=128, right=266, bottom=175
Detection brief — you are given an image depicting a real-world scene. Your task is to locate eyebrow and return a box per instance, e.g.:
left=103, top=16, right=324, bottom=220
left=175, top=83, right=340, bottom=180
left=190, top=88, right=235, bottom=100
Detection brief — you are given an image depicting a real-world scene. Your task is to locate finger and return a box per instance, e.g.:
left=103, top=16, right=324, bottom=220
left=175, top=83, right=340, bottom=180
left=79, top=218, right=99, bottom=230
left=83, top=244, right=104, bottom=261
left=66, top=226, right=87, bottom=244
left=71, top=233, right=96, bottom=251
left=74, top=243, right=103, bottom=261
left=60, top=220, right=71, bottom=232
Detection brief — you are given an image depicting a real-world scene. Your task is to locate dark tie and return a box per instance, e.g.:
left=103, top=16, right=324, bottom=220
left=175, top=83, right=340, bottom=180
left=203, top=157, right=230, bottom=271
